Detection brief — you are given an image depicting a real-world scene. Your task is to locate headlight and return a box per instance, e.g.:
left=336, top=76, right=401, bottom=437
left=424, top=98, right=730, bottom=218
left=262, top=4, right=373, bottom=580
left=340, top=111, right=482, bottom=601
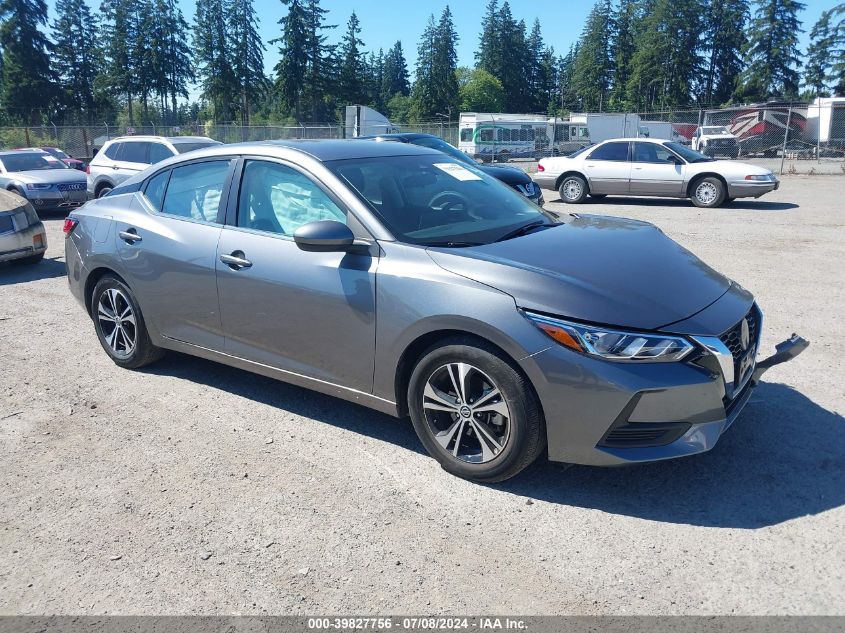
left=524, top=311, right=694, bottom=362
left=744, top=174, right=772, bottom=181
left=26, top=183, right=52, bottom=190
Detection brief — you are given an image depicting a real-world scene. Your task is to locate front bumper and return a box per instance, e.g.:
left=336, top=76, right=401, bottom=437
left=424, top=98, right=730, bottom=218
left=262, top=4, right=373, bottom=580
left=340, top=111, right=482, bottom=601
left=0, top=221, right=47, bottom=263
left=26, top=189, right=90, bottom=212
left=727, top=179, right=779, bottom=198
left=522, top=317, right=807, bottom=466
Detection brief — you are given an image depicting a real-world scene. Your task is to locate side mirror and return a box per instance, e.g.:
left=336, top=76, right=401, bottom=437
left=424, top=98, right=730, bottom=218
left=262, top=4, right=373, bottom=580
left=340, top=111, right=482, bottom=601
left=293, top=220, right=355, bottom=252
left=667, top=154, right=683, bottom=165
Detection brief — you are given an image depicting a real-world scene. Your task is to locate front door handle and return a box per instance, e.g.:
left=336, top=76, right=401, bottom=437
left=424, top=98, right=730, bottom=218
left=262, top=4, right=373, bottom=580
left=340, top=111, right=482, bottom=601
left=220, top=251, right=252, bottom=270
left=118, top=229, right=142, bottom=243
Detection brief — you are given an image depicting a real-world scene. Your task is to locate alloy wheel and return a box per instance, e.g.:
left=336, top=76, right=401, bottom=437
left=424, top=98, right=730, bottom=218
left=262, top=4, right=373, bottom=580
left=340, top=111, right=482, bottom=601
left=97, top=288, right=136, bottom=356
left=563, top=178, right=582, bottom=201
left=695, top=181, right=718, bottom=205
left=422, top=362, right=511, bottom=464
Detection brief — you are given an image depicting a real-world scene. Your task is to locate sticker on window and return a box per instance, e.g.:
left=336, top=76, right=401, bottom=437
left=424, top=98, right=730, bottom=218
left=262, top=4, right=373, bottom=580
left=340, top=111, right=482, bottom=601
left=433, top=163, right=482, bottom=181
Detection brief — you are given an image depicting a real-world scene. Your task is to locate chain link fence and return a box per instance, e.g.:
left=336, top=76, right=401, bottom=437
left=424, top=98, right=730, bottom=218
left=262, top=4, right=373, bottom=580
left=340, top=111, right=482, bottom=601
left=1, top=101, right=842, bottom=175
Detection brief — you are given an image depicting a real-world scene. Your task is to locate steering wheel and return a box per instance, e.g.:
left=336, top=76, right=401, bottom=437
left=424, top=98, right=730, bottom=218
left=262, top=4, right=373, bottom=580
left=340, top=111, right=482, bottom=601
left=429, top=191, right=470, bottom=213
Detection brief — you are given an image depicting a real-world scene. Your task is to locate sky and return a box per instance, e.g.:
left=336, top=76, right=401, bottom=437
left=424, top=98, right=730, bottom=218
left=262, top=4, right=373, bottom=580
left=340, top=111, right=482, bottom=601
left=44, top=0, right=840, bottom=93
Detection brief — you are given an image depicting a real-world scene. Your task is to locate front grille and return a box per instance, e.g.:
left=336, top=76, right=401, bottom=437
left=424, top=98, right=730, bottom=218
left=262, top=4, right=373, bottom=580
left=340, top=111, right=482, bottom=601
left=57, top=182, right=86, bottom=192
left=601, top=425, right=687, bottom=448
left=719, top=305, right=760, bottom=365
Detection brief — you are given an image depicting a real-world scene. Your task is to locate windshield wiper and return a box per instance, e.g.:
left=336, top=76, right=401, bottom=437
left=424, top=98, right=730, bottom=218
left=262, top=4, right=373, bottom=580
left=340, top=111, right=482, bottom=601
left=494, top=219, right=551, bottom=243
left=423, top=241, right=483, bottom=248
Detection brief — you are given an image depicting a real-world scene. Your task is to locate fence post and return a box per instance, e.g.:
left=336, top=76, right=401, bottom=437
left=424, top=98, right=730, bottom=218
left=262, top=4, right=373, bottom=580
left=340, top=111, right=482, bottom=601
left=817, top=102, right=821, bottom=163
left=780, top=103, right=793, bottom=176
left=25, top=127, right=31, bottom=146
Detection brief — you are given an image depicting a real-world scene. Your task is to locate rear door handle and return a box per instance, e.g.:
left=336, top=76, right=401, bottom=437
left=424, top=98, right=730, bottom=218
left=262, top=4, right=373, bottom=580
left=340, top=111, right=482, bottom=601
left=118, top=229, right=142, bottom=243
left=220, top=252, right=252, bottom=270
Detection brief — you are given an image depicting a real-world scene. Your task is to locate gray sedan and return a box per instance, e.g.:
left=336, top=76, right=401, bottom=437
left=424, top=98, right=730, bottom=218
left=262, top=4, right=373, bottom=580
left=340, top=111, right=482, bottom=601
left=64, top=140, right=806, bottom=482
left=534, top=138, right=779, bottom=207
left=0, top=150, right=89, bottom=213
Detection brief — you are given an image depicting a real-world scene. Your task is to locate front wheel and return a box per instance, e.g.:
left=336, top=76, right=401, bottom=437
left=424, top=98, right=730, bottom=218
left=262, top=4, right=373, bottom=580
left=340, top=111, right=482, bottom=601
left=558, top=174, right=588, bottom=203
left=407, top=339, right=545, bottom=483
left=91, top=275, right=164, bottom=369
left=690, top=177, right=726, bottom=208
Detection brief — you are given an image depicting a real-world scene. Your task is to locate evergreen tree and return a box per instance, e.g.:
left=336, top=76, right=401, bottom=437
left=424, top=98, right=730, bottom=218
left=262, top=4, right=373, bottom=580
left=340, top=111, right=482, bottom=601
left=832, top=3, right=845, bottom=94
left=272, top=0, right=308, bottom=119
left=609, top=0, right=638, bottom=109
left=626, top=0, right=704, bottom=110
left=368, top=49, right=385, bottom=111
left=303, top=0, right=335, bottom=120
left=804, top=9, right=835, bottom=97
left=162, top=0, right=193, bottom=124
left=51, top=0, right=102, bottom=122
left=475, top=0, right=501, bottom=78
left=738, top=0, right=806, bottom=100
left=496, top=3, right=530, bottom=111
left=194, top=0, right=236, bottom=120
left=227, top=0, right=266, bottom=124
left=558, top=44, right=580, bottom=113
left=411, top=7, right=459, bottom=120
left=702, top=0, right=748, bottom=106
left=100, top=0, right=138, bottom=124
left=337, top=11, right=365, bottom=105
left=526, top=19, right=546, bottom=112
left=381, top=40, right=410, bottom=104
left=0, top=0, right=55, bottom=123
left=571, top=0, right=614, bottom=112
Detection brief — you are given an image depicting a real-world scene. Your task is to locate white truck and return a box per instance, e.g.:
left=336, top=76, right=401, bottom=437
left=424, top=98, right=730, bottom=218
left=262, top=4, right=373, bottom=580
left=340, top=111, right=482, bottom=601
left=691, top=125, right=739, bottom=158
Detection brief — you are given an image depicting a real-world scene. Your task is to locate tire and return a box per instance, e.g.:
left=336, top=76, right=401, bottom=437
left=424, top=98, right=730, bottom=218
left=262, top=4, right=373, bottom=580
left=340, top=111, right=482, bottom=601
left=91, top=275, right=164, bottom=369
left=13, top=252, right=44, bottom=265
left=407, top=337, right=545, bottom=483
left=558, top=174, right=589, bottom=204
left=690, top=176, right=726, bottom=208
left=589, top=193, right=607, bottom=200
left=96, top=184, right=113, bottom=198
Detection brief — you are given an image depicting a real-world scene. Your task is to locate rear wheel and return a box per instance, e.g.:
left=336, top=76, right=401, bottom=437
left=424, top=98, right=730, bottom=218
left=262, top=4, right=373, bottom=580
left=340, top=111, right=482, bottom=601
left=96, top=184, right=113, bottom=198
left=558, top=174, right=588, bottom=204
left=407, top=338, right=545, bottom=483
left=690, top=176, right=726, bottom=208
left=91, top=275, right=164, bottom=369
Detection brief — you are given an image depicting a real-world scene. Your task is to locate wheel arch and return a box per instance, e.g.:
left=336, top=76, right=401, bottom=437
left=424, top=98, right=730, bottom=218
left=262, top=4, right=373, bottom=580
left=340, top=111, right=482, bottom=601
left=554, top=170, right=590, bottom=192
left=687, top=172, right=728, bottom=198
left=94, top=178, right=114, bottom=197
left=393, top=328, right=544, bottom=422
left=84, top=267, right=130, bottom=317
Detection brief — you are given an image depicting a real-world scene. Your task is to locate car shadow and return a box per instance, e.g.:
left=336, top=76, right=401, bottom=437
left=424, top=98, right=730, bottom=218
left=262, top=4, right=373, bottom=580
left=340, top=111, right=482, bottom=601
left=0, top=257, right=66, bottom=285
left=497, top=382, right=844, bottom=528
left=548, top=196, right=799, bottom=211
left=144, top=354, right=842, bottom=529
left=142, top=352, right=426, bottom=456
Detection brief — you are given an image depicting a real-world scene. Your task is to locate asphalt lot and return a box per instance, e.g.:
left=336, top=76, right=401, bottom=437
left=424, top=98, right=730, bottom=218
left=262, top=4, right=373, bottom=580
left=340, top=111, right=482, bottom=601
left=1, top=176, right=843, bottom=615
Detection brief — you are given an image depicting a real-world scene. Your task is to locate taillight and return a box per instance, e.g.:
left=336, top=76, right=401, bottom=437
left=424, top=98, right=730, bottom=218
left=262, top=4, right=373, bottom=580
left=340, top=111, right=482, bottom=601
left=84, top=164, right=90, bottom=175
left=63, top=217, right=79, bottom=236
left=537, top=163, right=545, bottom=172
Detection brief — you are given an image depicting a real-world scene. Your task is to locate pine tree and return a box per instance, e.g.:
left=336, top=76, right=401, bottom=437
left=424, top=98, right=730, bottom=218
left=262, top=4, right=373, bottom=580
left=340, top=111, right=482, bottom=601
left=804, top=9, right=835, bottom=97
left=626, top=0, right=704, bottom=110
left=496, top=3, right=531, bottom=111
left=475, top=0, right=501, bottom=78
left=100, top=0, right=138, bottom=124
left=381, top=40, right=410, bottom=104
left=272, top=0, right=309, bottom=119
left=194, top=0, right=235, bottom=120
left=411, top=7, right=459, bottom=120
left=162, top=0, right=193, bottom=124
left=832, top=3, right=845, bottom=94
left=738, top=0, right=806, bottom=100
left=0, top=0, right=55, bottom=123
left=571, top=0, right=614, bottom=112
left=526, top=19, right=546, bottom=112
left=609, top=0, right=638, bottom=109
left=337, top=11, right=365, bottom=105
left=51, top=0, right=102, bottom=122
left=302, top=0, right=335, bottom=121
left=227, top=0, right=266, bottom=125
left=559, top=44, right=580, bottom=113
left=702, top=0, right=748, bottom=106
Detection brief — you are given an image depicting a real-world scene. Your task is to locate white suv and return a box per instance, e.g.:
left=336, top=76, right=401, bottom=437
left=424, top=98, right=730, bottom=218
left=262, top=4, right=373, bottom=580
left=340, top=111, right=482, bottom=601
left=87, top=136, right=221, bottom=198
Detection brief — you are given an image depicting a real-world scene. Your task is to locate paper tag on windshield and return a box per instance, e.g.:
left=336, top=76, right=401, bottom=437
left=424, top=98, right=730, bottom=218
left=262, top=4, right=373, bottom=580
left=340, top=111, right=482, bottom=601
left=434, top=163, right=481, bottom=181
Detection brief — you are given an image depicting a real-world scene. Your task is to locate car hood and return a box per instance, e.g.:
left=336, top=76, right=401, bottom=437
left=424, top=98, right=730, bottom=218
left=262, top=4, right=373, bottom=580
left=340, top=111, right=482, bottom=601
left=690, top=159, right=772, bottom=177
left=478, top=164, right=532, bottom=185
left=426, top=214, right=732, bottom=331
left=7, top=169, right=86, bottom=184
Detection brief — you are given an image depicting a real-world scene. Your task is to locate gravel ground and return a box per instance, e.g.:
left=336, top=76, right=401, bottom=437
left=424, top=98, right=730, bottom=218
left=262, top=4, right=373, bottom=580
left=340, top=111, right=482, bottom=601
left=1, top=176, right=843, bottom=615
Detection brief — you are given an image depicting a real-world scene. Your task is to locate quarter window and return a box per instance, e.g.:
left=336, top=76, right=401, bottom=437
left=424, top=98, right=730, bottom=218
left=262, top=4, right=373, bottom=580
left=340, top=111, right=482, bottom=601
left=160, top=160, right=231, bottom=222
left=149, top=142, right=173, bottom=164
left=237, top=160, right=346, bottom=236
left=143, top=170, right=170, bottom=211
left=103, top=143, right=122, bottom=160
left=589, top=142, right=629, bottom=162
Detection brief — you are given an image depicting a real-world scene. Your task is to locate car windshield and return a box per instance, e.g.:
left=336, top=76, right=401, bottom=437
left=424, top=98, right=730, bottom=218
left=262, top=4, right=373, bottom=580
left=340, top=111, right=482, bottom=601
left=407, top=136, right=477, bottom=166
left=171, top=141, right=219, bottom=154
left=567, top=145, right=593, bottom=158
left=327, top=154, right=554, bottom=246
left=701, top=127, right=730, bottom=135
left=663, top=142, right=714, bottom=163
left=0, top=153, right=68, bottom=172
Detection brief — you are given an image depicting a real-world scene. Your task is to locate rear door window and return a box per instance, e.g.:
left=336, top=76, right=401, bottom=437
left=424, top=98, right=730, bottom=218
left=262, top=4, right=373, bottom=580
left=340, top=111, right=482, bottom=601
left=589, top=142, right=630, bottom=162
left=160, top=160, right=232, bottom=222
left=120, top=142, right=149, bottom=165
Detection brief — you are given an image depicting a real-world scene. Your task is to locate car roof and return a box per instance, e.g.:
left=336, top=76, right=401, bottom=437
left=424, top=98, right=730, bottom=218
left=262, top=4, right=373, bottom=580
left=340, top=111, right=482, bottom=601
left=182, top=139, right=442, bottom=162
left=597, top=137, right=673, bottom=143
left=356, top=133, right=434, bottom=143
left=104, top=135, right=219, bottom=143
left=0, top=149, right=49, bottom=156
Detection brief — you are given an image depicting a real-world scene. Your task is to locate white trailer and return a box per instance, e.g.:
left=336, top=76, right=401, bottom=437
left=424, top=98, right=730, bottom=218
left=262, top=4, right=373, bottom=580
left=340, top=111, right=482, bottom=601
left=569, top=113, right=642, bottom=143
left=806, top=97, right=845, bottom=147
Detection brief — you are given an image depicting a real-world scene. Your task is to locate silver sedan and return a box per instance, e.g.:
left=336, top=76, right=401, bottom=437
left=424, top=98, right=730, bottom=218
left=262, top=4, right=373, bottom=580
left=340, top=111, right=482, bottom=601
left=0, top=189, right=47, bottom=264
left=533, top=138, right=779, bottom=208
left=0, top=150, right=89, bottom=213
